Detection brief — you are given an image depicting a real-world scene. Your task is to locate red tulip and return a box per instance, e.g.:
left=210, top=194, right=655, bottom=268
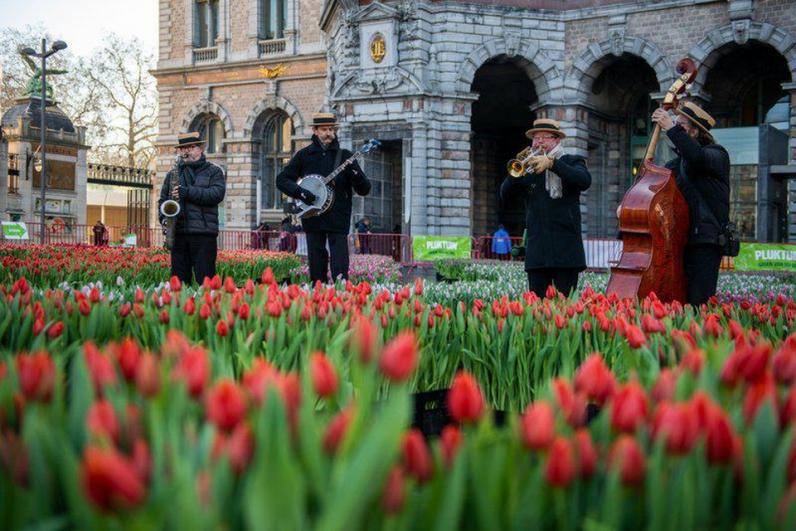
left=173, top=346, right=210, bottom=399
left=773, top=338, right=796, bottom=386
left=625, top=325, right=646, bottom=349
left=115, top=338, right=141, bottom=382
left=574, top=429, right=597, bottom=478
left=440, top=425, right=463, bottom=468
left=213, top=422, right=255, bottom=475
left=310, top=352, right=338, bottom=399
left=79, top=298, right=92, bottom=316
left=381, top=465, right=406, bottom=514
left=552, top=378, right=586, bottom=427
left=379, top=332, right=419, bottom=382
left=135, top=353, right=160, bottom=397
left=81, top=446, right=146, bottom=512
left=447, top=372, right=485, bottom=424
left=323, top=406, right=355, bottom=454
left=743, top=374, right=778, bottom=424
left=651, top=368, right=678, bottom=403
left=183, top=297, right=196, bottom=315
left=83, top=344, right=117, bottom=396
left=352, top=317, right=376, bottom=363
left=651, top=401, right=699, bottom=454
left=610, top=381, right=649, bottom=433
left=199, top=303, right=212, bottom=320
left=705, top=407, right=736, bottom=464
left=520, top=401, right=555, bottom=450
left=681, top=348, right=704, bottom=376
left=238, top=302, right=250, bottom=321
left=402, top=429, right=434, bottom=483
left=205, top=379, right=247, bottom=432
left=87, top=400, right=120, bottom=444
left=169, top=275, right=182, bottom=292
left=216, top=319, right=229, bottom=337
left=609, top=435, right=645, bottom=486
left=545, top=437, right=575, bottom=488
left=15, top=351, right=55, bottom=402
left=119, top=303, right=131, bottom=317
left=261, top=267, right=275, bottom=284
left=574, top=353, right=616, bottom=406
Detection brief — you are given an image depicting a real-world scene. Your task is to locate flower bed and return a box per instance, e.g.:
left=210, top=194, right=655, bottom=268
left=3, top=330, right=796, bottom=528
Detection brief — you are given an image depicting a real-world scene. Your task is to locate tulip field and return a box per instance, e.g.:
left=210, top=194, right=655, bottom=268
left=2, top=243, right=796, bottom=529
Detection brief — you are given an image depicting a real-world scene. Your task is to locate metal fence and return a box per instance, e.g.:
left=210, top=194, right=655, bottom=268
left=0, top=223, right=785, bottom=272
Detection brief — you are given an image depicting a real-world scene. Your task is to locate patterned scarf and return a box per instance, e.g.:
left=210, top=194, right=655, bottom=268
left=544, top=143, right=565, bottom=199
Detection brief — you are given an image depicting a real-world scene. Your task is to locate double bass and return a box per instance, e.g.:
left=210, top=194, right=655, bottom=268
left=606, top=58, right=698, bottom=303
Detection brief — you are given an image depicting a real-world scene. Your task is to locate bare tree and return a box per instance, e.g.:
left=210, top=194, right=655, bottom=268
left=83, top=34, right=158, bottom=168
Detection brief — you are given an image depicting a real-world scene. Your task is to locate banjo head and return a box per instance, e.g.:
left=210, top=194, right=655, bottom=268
left=296, top=175, right=332, bottom=217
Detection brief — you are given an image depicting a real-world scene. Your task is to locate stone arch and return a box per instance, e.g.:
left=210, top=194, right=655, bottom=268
left=564, top=35, right=673, bottom=100
left=688, top=21, right=796, bottom=94
left=180, top=99, right=233, bottom=136
left=243, top=95, right=305, bottom=138
left=455, top=36, right=560, bottom=100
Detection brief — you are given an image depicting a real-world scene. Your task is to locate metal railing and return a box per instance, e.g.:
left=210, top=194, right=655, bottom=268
left=2, top=223, right=789, bottom=274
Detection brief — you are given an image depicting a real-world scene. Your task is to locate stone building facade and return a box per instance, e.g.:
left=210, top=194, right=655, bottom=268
left=156, top=0, right=796, bottom=240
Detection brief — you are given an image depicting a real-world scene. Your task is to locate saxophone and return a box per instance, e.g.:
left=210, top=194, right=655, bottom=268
left=160, top=156, right=182, bottom=250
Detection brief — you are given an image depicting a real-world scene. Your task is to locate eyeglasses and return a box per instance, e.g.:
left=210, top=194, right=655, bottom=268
left=533, top=136, right=557, bottom=140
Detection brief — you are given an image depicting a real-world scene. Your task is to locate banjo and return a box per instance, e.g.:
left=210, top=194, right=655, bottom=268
left=294, top=139, right=380, bottom=219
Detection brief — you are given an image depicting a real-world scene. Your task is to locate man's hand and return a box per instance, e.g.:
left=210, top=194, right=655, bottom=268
left=298, top=188, right=317, bottom=204
left=529, top=155, right=554, bottom=174
left=651, top=108, right=674, bottom=130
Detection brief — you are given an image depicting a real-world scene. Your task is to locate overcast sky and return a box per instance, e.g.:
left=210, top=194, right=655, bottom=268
left=0, top=0, right=158, bottom=56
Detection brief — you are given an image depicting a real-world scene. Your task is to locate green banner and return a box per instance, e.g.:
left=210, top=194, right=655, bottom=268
left=1, top=222, right=29, bottom=240
left=734, top=243, right=796, bottom=272
left=412, top=235, right=472, bottom=261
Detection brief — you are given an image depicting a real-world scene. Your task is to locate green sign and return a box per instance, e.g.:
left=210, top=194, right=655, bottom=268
left=734, top=243, right=796, bottom=272
left=2, top=222, right=29, bottom=240
left=412, top=235, right=472, bottom=261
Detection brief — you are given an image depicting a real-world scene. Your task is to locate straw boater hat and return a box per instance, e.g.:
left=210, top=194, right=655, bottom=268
left=311, top=112, right=338, bottom=127
left=525, top=118, right=566, bottom=140
left=174, top=132, right=206, bottom=148
left=675, top=101, right=716, bottom=136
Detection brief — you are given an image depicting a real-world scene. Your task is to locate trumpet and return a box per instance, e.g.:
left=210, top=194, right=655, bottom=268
left=507, top=146, right=543, bottom=178
left=160, top=156, right=182, bottom=250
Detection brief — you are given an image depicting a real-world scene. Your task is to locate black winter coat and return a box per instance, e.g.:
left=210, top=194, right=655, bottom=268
left=276, top=136, right=371, bottom=234
left=158, top=155, right=226, bottom=236
left=500, top=155, right=592, bottom=271
left=665, top=125, right=730, bottom=246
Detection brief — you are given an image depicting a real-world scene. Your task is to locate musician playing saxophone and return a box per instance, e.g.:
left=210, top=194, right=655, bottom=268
left=500, top=118, right=591, bottom=298
left=158, top=132, right=226, bottom=284
left=277, top=112, right=371, bottom=284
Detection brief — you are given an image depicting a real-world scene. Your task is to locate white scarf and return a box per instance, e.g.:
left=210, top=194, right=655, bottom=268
left=544, top=143, right=565, bottom=199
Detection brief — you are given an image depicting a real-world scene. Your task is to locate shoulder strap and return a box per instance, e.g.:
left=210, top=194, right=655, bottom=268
left=333, top=146, right=344, bottom=170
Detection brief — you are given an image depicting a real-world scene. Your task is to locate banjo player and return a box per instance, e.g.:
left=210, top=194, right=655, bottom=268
left=276, top=112, right=372, bottom=284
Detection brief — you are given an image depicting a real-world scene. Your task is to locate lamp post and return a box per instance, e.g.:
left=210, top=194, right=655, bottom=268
left=20, top=39, right=67, bottom=244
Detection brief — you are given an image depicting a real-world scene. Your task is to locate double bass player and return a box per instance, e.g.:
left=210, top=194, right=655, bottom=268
left=652, top=102, right=730, bottom=306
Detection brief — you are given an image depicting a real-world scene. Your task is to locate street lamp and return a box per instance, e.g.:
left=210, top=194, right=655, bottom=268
left=20, top=39, right=67, bottom=244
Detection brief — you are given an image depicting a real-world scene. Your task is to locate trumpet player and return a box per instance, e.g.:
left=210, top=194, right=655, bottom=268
left=158, top=132, right=226, bottom=284
left=500, top=118, right=591, bottom=298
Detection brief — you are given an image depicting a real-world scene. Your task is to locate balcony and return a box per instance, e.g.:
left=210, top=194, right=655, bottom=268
left=193, top=47, right=219, bottom=63
left=258, top=38, right=287, bottom=57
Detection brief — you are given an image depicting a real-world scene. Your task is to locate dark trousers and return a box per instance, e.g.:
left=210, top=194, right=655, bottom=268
left=527, top=268, right=580, bottom=298
left=171, top=234, right=218, bottom=285
left=684, top=244, right=723, bottom=306
left=306, top=231, right=349, bottom=284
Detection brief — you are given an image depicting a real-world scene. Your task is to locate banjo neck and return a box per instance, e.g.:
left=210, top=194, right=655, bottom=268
left=322, top=149, right=365, bottom=185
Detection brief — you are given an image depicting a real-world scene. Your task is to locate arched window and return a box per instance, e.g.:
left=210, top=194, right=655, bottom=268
left=261, top=111, right=292, bottom=210
left=194, top=0, right=219, bottom=48
left=191, top=113, right=225, bottom=154
left=259, top=0, right=288, bottom=40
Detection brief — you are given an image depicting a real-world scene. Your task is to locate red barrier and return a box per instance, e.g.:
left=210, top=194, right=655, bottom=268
left=348, top=233, right=413, bottom=263
left=472, top=236, right=523, bottom=261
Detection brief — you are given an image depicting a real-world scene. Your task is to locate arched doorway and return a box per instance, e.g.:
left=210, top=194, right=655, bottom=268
left=470, top=55, right=538, bottom=239
left=583, top=54, right=659, bottom=237
left=702, top=42, right=792, bottom=241
left=190, top=112, right=226, bottom=155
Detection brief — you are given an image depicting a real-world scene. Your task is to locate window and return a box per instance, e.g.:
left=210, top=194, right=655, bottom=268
left=192, top=114, right=225, bottom=154
left=8, top=154, right=19, bottom=194
left=195, top=0, right=219, bottom=48
left=259, top=0, right=287, bottom=40
left=261, top=112, right=292, bottom=209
